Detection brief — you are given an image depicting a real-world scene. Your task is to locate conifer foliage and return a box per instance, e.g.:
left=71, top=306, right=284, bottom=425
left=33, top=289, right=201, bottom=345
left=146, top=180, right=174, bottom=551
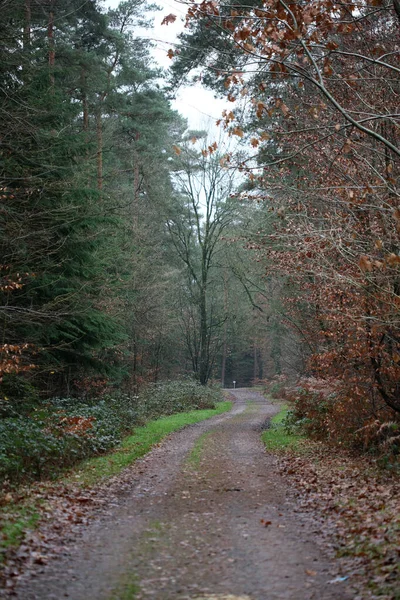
left=0, top=0, right=182, bottom=399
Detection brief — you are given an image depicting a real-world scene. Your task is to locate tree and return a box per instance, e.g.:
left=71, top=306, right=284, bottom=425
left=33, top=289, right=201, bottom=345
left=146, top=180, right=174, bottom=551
left=0, top=0, right=187, bottom=398
left=167, top=133, right=239, bottom=384
left=171, top=0, right=400, bottom=435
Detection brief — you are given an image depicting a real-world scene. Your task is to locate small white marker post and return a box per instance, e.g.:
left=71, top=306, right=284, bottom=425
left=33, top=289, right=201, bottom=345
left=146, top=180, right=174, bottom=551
left=233, top=380, right=236, bottom=389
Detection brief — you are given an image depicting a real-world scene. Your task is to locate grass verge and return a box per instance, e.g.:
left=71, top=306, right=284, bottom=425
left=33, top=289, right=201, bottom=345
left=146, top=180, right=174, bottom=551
left=66, top=401, right=232, bottom=487
left=261, top=405, right=305, bottom=451
left=0, top=504, right=41, bottom=562
left=263, top=403, right=399, bottom=599
left=0, top=401, right=232, bottom=561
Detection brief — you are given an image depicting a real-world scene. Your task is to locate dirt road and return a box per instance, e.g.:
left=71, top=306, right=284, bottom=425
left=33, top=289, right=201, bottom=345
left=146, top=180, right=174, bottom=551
left=15, top=389, right=349, bottom=600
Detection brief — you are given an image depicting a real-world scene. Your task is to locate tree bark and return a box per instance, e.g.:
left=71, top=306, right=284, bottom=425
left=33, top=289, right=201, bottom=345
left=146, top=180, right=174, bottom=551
left=24, top=0, right=31, bottom=50
left=253, top=343, right=257, bottom=384
left=199, top=283, right=208, bottom=385
left=220, top=269, right=228, bottom=387
left=96, top=111, right=103, bottom=191
left=81, top=69, right=89, bottom=132
left=132, top=133, right=141, bottom=227
left=221, top=332, right=227, bottom=387
left=48, top=2, right=55, bottom=88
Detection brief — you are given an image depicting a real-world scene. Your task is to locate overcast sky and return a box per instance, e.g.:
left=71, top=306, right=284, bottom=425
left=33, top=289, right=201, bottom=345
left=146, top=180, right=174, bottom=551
left=102, top=0, right=228, bottom=131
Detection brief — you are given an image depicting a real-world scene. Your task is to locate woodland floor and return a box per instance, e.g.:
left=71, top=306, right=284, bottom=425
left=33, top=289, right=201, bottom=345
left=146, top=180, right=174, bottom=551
left=5, top=389, right=360, bottom=600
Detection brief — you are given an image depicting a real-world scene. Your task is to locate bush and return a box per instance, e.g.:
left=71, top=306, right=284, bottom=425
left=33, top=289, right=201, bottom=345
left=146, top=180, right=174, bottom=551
left=0, top=374, right=40, bottom=418
left=285, top=377, right=400, bottom=454
left=0, top=379, right=222, bottom=482
left=0, top=418, right=62, bottom=480
left=0, top=394, right=139, bottom=481
left=260, top=375, right=290, bottom=399
left=136, top=379, right=221, bottom=421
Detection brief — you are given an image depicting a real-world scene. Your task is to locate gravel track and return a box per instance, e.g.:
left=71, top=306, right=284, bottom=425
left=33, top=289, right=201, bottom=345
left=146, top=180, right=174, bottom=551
left=15, top=389, right=350, bottom=600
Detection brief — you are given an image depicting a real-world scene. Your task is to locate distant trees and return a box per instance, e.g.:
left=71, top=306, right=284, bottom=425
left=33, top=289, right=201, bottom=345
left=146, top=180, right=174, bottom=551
left=1, top=0, right=268, bottom=401
left=167, top=133, right=239, bottom=384
left=9, top=0, right=398, bottom=426
left=172, top=0, right=400, bottom=433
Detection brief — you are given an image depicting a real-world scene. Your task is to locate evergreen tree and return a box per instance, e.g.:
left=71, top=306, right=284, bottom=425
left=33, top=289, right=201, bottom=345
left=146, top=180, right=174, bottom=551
left=0, top=0, right=185, bottom=397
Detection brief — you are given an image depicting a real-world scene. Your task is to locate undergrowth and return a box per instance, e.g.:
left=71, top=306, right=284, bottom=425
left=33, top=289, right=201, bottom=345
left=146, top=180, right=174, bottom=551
left=261, top=406, right=305, bottom=452
left=0, top=400, right=232, bottom=561
left=0, top=504, right=41, bottom=562
left=0, top=379, right=223, bottom=484
left=264, top=402, right=399, bottom=599
left=68, top=401, right=232, bottom=487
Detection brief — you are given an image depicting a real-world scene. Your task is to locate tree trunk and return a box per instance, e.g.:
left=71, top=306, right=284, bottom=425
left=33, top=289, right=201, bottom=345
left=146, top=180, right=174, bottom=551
left=96, top=111, right=103, bottom=190
left=132, top=134, right=141, bottom=227
left=221, top=329, right=227, bottom=387
left=81, top=69, right=89, bottom=132
left=253, top=343, right=257, bottom=384
left=24, top=0, right=31, bottom=50
left=154, top=339, right=161, bottom=382
left=81, top=68, right=90, bottom=166
left=221, top=270, right=228, bottom=387
left=132, top=337, right=137, bottom=392
left=83, top=97, right=89, bottom=131
left=48, top=2, right=55, bottom=88
left=199, top=282, right=208, bottom=385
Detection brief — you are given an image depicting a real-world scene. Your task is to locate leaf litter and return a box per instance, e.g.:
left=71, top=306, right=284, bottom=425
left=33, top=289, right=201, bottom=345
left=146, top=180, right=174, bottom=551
left=275, top=442, right=399, bottom=599
left=1, top=395, right=398, bottom=600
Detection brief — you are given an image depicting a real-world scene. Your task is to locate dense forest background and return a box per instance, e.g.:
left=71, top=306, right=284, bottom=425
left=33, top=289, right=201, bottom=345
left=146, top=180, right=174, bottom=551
left=0, top=0, right=277, bottom=401
left=170, top=0, right=400, bottom=450
left=1, top=0, right=399, bottom=466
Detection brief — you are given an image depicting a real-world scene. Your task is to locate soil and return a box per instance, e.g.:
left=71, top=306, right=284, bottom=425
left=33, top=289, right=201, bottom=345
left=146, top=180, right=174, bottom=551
left=13, top=389, right=352, bottom=600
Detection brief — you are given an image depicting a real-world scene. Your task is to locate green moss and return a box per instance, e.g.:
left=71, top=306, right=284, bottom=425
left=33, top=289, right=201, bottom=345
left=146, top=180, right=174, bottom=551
left=0, top=505, right=41, bottom=560
left=262, top=406, right=305, bottom=451
left=67, top=401, right=232, bottom=486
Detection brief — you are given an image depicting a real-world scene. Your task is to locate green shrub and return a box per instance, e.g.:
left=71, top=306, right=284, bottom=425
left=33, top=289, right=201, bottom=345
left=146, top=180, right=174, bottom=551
left=0, top=395, right=139, bottom=481
left=0, top=375, right=40, bottom=418
left=136, top=379, right=221, bottom=421
left=0, top=379, right=222, bottom=483
left=260, top=375, right=290, bottom=399
left=262, top=407, right=305, bottom=451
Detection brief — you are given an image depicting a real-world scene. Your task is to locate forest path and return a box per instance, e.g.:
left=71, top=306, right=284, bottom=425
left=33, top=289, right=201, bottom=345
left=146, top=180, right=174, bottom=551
left=15, top=389, right=349, bottom=600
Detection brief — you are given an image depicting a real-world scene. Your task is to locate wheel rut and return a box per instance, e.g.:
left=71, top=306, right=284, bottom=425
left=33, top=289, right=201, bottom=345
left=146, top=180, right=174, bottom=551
left=15, top=390, right=350, bottom=600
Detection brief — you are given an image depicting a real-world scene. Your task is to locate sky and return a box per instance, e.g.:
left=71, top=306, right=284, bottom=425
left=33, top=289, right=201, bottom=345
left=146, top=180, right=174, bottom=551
left=102, top=0, right=228, bottom=131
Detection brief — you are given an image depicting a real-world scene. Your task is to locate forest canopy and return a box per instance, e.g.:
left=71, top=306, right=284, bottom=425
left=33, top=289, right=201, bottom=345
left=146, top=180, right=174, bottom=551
left=0, top=0, right=265, bottom=403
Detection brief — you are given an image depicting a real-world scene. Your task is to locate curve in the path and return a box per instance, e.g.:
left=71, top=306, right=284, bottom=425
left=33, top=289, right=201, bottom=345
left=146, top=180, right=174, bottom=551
left=14, top=389, right=350, bottom=600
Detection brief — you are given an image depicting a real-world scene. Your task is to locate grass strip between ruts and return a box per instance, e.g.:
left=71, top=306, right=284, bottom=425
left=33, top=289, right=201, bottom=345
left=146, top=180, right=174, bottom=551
left=0, top=402, right=232, bottom=558
left=67, top=401, right=233, bottom=487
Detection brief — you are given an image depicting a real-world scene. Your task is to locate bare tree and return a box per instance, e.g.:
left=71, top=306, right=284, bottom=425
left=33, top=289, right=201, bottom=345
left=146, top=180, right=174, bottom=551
left=167, top=133, right=238, bottom=384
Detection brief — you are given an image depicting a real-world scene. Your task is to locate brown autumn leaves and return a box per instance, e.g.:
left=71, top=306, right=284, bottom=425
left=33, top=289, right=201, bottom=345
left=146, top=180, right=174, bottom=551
left=165, top=1, right=400, bottom=444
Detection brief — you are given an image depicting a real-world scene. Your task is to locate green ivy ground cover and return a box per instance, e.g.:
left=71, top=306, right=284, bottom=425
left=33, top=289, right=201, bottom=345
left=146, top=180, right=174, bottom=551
left=68, top=401, right=232, bottom=486
left=0, top=401, right=232, bottom=557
